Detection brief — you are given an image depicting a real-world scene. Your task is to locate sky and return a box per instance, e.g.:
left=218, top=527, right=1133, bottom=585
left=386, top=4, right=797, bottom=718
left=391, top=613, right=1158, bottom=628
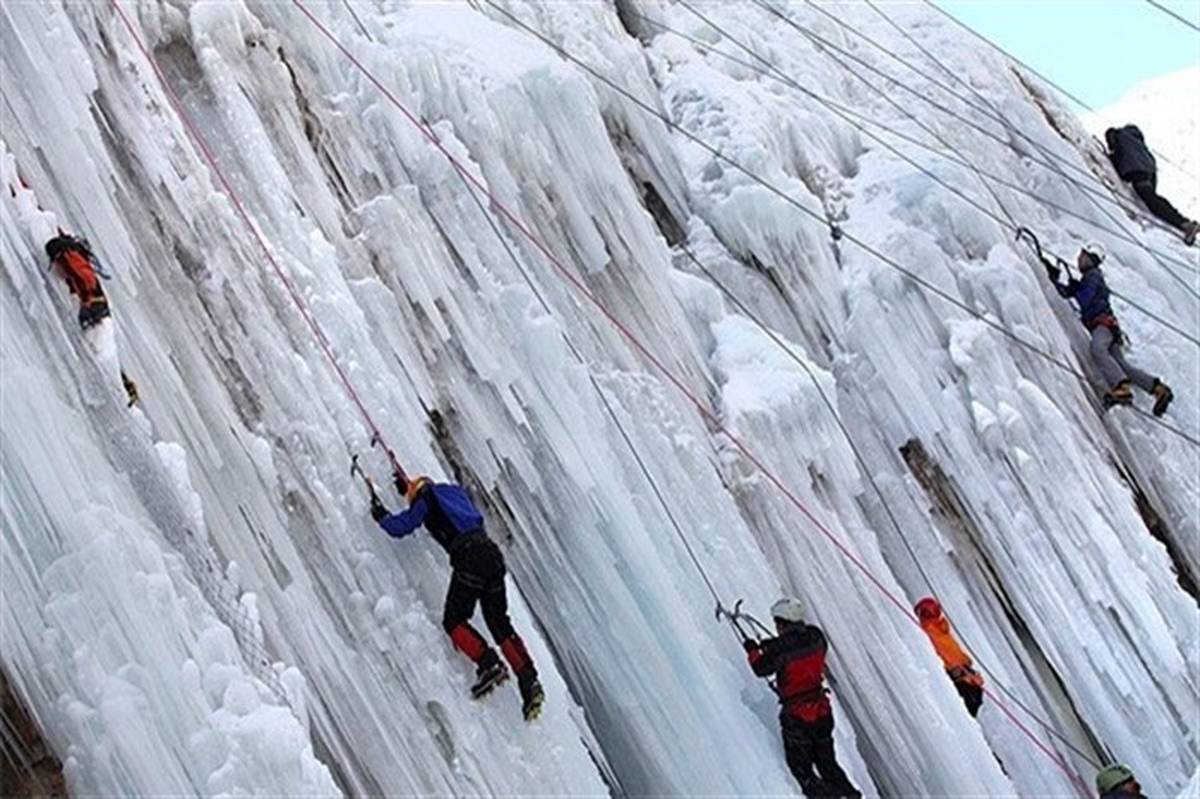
left=933, top=0, right=1200, bottom=109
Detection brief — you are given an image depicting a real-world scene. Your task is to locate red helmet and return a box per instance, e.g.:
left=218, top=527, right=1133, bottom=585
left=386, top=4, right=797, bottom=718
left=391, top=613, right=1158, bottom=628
left=914, top=597, right=942, bottom=621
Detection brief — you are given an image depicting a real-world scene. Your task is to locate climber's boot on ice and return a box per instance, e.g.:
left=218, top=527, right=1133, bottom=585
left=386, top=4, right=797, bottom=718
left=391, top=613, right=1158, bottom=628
left=122, top=371, right=140, bottom=407
left=1151, top=379, right=1174, bottom=417
left=470, top=654, right=509, bottom=700
left=519, top=676, right=544, bottom=721
left=1103, top=380, right=1134, bottom=409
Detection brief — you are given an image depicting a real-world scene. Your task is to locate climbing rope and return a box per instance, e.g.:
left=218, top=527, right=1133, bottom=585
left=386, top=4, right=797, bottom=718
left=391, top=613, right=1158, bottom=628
left=413, top=117, right=734, bottom=631
left=1144, top=0, right=1200, bottom=34
left=673, top=238, right=1105, bottom=768
left=799, top=0, right=1200, bottom=258
left=922, top=0, right=1200, bottom=182
left=644, top=16, right=1109, bottom=763
left=468, top=2, right=1200, bottom=449
left=109, top=0, right=407, bottom=481
left=627, top=10, right=1199, bottom=349
left=748, top=0, right=1200, bottom=294
left=806, top=0, right=1200, bottom=230
left=291, top=2, right=1096, bottom=787
left=628, top=9, right=1200, bottom=349
left=856, top=0, right=1200, bottom=305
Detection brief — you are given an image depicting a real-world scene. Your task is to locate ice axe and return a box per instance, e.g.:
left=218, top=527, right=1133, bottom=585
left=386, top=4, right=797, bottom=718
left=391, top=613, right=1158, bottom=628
left=716, top=598, right=771, bottom=642
left=369, top=430, right=408, bottom=487
left=716, top=599, right=781, bottom=696
left=350, top=453, right=381, bottom=504
left=1016, top=226, right=1072, bottom=278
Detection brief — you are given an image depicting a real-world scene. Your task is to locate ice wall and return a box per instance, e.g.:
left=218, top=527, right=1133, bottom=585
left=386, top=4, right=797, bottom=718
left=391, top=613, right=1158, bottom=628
left=2, top=0, right=1196, bottom=796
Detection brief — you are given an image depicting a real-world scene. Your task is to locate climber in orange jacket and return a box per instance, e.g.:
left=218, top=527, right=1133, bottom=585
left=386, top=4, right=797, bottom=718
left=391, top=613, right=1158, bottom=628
left=915, top=597, right=985, bottom=717
left=45, top=234, right=109, bottom=329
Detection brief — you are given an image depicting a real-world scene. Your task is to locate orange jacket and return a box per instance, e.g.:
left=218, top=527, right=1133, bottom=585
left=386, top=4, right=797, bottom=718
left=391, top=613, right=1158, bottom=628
left=53, top=249, right=101, bottom=300
left=920, top=616, right=984, bottom=687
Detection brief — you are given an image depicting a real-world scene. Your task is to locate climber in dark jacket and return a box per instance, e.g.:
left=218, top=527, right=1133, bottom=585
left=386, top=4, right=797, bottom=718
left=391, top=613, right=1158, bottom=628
left=1044, top=243, right=1173, bottom=415
left=1105, top=125, right=1197, bottom=245
left=745, top=597, right=860, bottom=798
left=371, top=474, right=544, bottom=720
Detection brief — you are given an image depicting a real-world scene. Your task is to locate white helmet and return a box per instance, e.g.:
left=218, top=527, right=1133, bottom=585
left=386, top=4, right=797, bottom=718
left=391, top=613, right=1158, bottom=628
left=771, top=597, right=806, bottom=624
left=1080, top=241, right=1106, bottom=267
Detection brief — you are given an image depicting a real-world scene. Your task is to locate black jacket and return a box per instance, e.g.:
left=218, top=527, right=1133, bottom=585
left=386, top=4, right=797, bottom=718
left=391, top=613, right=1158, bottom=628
left=1106, top=125, right=1156, bottom=181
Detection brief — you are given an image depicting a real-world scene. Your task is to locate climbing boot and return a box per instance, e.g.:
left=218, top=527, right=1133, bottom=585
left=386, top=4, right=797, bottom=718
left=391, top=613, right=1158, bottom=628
left=78, top=295, right=111, bottom=329
left=1183, top=220, right=1198, bottom=247
left=519, top=676, right=545, bottom=721
left=1151, top=379, right=1174, bottom=417
left=1103, top=381, right=1134, bottom=409
left=121, top=371, right=140, bottom=408
left=470, top=657, right=508, bottom=700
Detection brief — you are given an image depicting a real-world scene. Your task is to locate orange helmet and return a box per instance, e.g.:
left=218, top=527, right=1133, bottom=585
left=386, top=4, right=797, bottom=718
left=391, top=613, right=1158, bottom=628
left=405, top=475, right=432, bottom=505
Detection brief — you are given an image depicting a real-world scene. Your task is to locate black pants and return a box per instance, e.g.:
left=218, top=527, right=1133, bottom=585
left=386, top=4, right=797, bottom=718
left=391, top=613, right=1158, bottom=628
left=1129, top=173, right=1189, bottom=230
left=955, top=681, right=984, bottom=718
left=442, top=536, right=515, bottom=644
left=781, top=715, right=860, bottom=798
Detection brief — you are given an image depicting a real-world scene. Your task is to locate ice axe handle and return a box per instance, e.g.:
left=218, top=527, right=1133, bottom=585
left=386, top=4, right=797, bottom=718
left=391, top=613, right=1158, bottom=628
left=370, top=431, right=407, bottom=483
left=1016, top=227, right=1044, bottom=259
left=350, top=454, right=381, bottom=502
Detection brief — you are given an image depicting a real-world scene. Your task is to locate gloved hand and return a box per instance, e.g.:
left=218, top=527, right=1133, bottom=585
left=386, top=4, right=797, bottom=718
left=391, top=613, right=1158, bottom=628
left=1038, top=256, right=1060, bottom=282
left=370, top=496, right=390, bottom=522
left=742, top=638, right=759, bottom=653
left=393, top=470, right=408, bottom=497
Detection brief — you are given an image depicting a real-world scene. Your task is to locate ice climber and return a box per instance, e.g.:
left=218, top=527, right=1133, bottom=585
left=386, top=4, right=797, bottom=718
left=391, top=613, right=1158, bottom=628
left=914, top=597, right=984, bottom=717
left=1095, top=764, right=1146, bottom=798
left=45, top=234, right=109, bottom=329
left=45, top=233, right=139, bottom=406
left=1042, top=243, right=1173, bottom=414
left=1105, top=125, right=1198, bottom=245
left=370, top=472, right=545, bottom=720
left=744, top=597, right=860, bottom=798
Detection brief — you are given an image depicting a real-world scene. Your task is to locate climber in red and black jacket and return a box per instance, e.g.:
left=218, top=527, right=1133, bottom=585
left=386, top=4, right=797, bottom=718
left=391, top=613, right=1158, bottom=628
left=745, top=597, right=860, bottom=798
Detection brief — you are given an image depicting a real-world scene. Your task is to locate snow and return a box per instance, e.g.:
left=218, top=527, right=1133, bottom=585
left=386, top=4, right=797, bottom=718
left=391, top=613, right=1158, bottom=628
left=1181, top=767, right=1200, bottom=799
left=2, top=0, right=1197, bottom=796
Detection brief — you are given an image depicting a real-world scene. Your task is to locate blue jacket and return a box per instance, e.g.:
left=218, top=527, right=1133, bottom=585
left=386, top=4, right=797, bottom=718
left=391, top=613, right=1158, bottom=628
left=379, top=482, right=485, bottom=554
left=1056, top=268, right=1113, bottom=328
left=1106, top=125, right=1156, bottom=181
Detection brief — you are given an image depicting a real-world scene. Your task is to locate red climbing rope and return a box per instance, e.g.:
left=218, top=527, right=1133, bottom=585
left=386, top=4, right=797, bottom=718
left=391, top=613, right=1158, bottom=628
left=108, top=0, right=406, bottom=481
left=289, top=2, right=1090, bottom=791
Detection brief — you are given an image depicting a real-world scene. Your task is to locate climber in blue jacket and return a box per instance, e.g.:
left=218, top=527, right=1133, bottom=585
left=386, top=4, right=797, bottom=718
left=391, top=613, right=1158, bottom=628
left=1043, top=243, right=1173, bottom=415
left=371, top=473, right=544, bottom=720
